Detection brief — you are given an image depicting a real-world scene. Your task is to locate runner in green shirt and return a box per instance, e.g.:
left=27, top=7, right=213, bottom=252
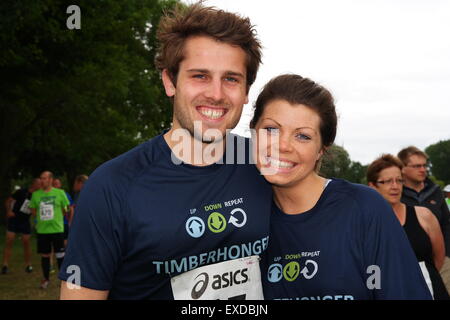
left=29, top=171, right=69, bottom=289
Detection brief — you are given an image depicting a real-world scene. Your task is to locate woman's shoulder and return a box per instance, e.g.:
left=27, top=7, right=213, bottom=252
left=328, top=178, right=385, bottom=203
left=414, top=205, right=438, bottom=226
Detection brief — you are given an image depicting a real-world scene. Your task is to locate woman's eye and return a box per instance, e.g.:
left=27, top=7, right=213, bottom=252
left=296, top=134, right=311, bottom=140
left=264, top=127, right=279, bottom=134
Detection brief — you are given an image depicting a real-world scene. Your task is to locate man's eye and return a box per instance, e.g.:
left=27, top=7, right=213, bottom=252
left=193, top=74, right=206, bottom=79
left=225, top=77, right=238, bottom=83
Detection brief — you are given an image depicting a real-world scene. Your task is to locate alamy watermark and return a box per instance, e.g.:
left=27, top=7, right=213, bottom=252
left=66, top=5, right=81, bottom=30
left=169, top=121, right=279, bottom=175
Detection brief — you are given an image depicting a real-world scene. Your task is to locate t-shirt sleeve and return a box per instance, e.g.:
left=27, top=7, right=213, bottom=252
left=58, top=164, right=127, bottom=291
left=358, top=188, right=432, bottom=300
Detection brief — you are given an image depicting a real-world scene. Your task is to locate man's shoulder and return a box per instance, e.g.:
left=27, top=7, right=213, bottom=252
left=92, top=135, right=162, bottom=181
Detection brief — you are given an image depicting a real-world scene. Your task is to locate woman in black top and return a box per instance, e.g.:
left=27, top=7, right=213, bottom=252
left=367, top=154, right=449, bottom=300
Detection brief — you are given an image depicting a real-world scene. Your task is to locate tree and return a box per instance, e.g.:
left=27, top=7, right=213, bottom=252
left=0, top=0, right=178, bottom=220
left=425, top=139, right=450, bottom=185
left=320, top=144, right=367, bottom=184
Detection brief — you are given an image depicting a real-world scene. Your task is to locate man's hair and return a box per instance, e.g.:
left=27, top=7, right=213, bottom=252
left=397, top=146, right=428, bottom=166
left=41, top=171, right=53, bottom=179
left=75, top=174, right=89, bottom=183
left=155, top=2, right=262, bottom=93
left=250, top=74, right=337, bottom=149
left=367, top=154, right=404, bottom=184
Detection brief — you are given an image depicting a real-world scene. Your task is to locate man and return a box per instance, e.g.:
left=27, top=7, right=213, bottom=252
left=1, top=178, right=41, bottom=274
left=59, top=3, right=271, bottom=299
left=30, top=171, right=70, bottom=289
left=71, top=174, right=88, bottom=209
left=398, top=146, right=450, bottom=294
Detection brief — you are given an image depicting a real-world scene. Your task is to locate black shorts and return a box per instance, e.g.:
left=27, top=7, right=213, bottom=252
left=6, top=217, right=31, bottom=235
left=37, top=233, right=65, bottom=254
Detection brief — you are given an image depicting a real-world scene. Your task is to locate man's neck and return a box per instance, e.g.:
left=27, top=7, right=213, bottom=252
left=404, top=179, right=425, bottom=193
left=42, top=187, right=52, bottom=193
left=163, top=128, right=226, bottom=166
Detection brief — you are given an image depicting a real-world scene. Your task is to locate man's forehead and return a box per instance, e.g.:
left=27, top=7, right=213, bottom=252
left=408, top=154, right=427, bottom=163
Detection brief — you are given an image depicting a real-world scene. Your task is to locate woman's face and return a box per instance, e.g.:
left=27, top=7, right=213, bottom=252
left=253, top=99, right=323, bottom=187
left=371, top=166, right=404, bottom=206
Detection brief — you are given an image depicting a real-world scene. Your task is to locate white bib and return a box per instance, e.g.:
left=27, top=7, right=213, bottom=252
left=40, top=202, right=54, bottom=221
left=20, top=199, right=31, bottom=215
left=171, top=255, right=263, bottom=300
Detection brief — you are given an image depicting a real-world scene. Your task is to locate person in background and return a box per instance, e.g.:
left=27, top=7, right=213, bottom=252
left=367, top=154, right=449, bottom=299
left=443, top=185, right=450, bottom=210
left=30, top=171, right=70, bottom=289
left=252, top=74, right=431, bottom=300
left=398, top=146, right=450, bottom=294
left=71, top=174, right=88, bottom=211
left=2, top=178, right=41, bottom=274
left=53, top=178, right=74, bottom=247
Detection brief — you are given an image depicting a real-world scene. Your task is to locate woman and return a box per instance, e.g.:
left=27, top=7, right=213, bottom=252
left=367, top=154, right=449, bottom=300
left=251, top=74, right=431, bottom=300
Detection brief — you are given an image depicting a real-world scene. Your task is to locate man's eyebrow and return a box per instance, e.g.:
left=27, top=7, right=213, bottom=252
left=186, top=69, right=245, bottom=78
left=186, top=68, right=209, bottom=73
left=225, top=71, right=245, bottom=78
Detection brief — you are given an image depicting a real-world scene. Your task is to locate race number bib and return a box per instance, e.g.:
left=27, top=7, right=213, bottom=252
left=171, top=255, right=263, bottom=300
left=20, top=199, right=31, bottom=215
left=40, top=203, right=54, bottom=221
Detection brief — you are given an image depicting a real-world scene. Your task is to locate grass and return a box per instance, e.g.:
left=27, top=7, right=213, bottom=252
left=0, top=224, right=60, bottom=300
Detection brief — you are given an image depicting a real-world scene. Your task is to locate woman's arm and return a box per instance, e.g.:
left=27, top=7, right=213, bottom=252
left=416, top=206, right=445, bottom=271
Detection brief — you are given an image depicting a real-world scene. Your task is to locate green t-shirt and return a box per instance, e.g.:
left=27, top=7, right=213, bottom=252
left=30, top=188, right=69, bottom=234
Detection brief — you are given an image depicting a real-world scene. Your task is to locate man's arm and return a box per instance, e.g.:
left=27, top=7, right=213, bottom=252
left=67, top=206, right=74, bottom=226
left=60, top=281, right=109, bottom=300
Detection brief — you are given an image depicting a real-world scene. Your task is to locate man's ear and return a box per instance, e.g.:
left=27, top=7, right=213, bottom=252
left=368, top=182, right=376, bottom=189
left=162, top=69, right=176, bottom=97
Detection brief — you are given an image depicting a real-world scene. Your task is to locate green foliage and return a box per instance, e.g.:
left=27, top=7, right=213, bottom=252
left=320, top=144, right=367, bottom=184
left=425, top=139, right=450, bottom=185
left=0, top=0, right=177, bottom=191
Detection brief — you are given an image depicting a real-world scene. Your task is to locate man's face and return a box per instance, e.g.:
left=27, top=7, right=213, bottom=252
left=163, top=36, right=249, bottom=142
left=40, top=172, right=53, bottom=190
left=53, top=179, right=62, bottom=188
left=30, top=179, right=41, bottom=191
left=73, top=180, right=84, bottom=193
left=402, top=154, right=428, bottom=184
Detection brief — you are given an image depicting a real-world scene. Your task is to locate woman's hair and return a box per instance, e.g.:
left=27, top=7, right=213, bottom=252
left=250, top=74, right=337, bottom=148
left=155, top=2, right=262, bottom=93
left=366, top=154, right=404, bottom=184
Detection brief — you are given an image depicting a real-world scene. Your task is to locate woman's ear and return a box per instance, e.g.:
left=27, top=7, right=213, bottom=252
left=368, top=182, right=376, bottom=189
left=162, top=69, right=176, bottom=97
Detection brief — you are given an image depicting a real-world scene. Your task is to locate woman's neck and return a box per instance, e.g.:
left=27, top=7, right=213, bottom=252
left=391, top=202, right=406, bottom=225
left=273, top=173, right=327, bottom=215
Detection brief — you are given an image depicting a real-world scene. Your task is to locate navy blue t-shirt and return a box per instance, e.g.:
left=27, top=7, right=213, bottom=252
left=59, top=133, right=272, bottom=299
left=260, top=179, right=432, bottom=300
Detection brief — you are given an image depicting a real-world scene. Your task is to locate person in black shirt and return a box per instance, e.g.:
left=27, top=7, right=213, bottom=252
left=2, top=178, right=41, bottom=274
left=398, top=146, right=450, bottom=294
